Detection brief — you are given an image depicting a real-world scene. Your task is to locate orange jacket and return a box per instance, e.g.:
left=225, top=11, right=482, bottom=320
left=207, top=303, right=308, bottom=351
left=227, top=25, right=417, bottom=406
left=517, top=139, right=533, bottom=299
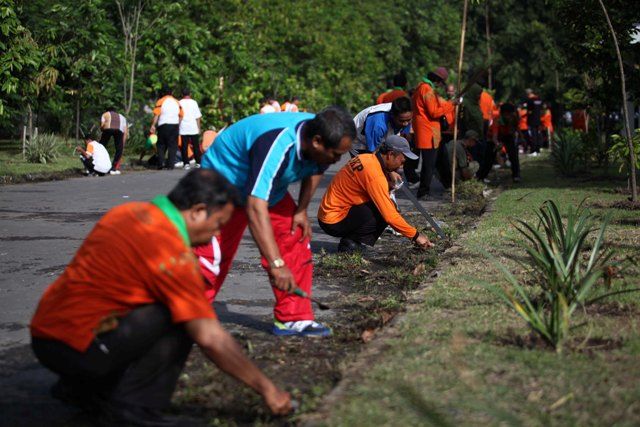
left=479, top=91, right=495, bottom=121
left=412, top=81, right=454, bottom=149
left=318, top=154, right=417, bottom=239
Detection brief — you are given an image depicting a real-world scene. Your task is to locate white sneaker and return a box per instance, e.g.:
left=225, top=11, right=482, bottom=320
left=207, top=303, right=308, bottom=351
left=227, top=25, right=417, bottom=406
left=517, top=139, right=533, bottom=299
left=505, top=160, right=512, bottom=167
left=109, top=170, right=121, bottom=175
left=189, top=159, right=196, bottom=165
left=493, top=164, right=501, bottom=170
left=483, top=178, right=491, bottom=184
left=183, top=164, right=191, bottom=170
left=408, top=181, right=420, bottom=190
left=174, top=161, right=184, bottom=168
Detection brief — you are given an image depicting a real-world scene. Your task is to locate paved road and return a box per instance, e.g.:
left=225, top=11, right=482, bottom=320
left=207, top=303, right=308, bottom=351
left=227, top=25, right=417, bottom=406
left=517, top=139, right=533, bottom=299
left=0, top=158, right=441, bottom=425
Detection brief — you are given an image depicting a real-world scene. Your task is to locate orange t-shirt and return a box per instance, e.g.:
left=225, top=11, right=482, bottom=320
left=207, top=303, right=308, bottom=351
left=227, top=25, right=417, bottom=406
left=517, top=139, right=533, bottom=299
left=377, top=89, right=408, bottom=105
left=518, top=108, right=528, bottom=131
left=541, top=109, right=553, bottom=131
left=318, top=154, right=417, bottom=239
left=479, top=91, right=495, bottom=121
left=30, top=201, right=215, bottom=352
left=412, top=82, right=454, bottom=149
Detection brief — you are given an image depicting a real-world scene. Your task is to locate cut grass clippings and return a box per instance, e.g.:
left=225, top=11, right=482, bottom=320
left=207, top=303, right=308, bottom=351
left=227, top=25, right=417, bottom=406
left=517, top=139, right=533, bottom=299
left=322, top=155, right=640, bottom=426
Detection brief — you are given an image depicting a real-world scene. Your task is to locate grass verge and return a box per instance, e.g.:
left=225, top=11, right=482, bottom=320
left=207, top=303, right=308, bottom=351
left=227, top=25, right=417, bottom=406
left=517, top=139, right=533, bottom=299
left=322, top=156, right=640, bottom=426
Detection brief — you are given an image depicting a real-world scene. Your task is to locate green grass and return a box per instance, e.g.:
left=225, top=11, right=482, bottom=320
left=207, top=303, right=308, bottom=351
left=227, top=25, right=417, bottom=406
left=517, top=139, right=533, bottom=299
left=325, top=156, right=640, bottom=426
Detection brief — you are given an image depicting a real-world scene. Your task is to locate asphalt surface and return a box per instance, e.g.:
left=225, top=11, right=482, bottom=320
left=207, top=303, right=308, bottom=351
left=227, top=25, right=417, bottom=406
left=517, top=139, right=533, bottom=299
left=0, top=158, right=442, bottom=426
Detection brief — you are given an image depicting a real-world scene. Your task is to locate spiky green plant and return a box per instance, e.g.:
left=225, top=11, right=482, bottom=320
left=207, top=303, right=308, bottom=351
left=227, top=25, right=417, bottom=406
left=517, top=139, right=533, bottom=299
left=551, top=129, right=585, bottom=176
left=25, top=133, right=62, bottom=164
left=481, top=200, right=636, bottom=352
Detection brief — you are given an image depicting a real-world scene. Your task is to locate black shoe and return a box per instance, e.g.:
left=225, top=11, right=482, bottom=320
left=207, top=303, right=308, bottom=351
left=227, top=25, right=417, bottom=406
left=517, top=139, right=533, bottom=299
left=99, top=401, right=179, bottom=427
left=416, top=190, right=430, bottom=200
left=337, top=238, right=363, bottom=253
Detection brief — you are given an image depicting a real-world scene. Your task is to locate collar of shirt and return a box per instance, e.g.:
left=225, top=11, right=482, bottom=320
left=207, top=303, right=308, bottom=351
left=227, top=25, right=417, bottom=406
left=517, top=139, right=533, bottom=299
left=421, top=77, right=434, bottom=87
left=151, top=195, right=190, bottom=246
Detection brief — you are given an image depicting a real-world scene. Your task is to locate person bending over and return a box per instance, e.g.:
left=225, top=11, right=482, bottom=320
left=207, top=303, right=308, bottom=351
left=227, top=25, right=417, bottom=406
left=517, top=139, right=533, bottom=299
left=30, top=170, right=291, bottom=426
left=318, top=135, right=433, bottom=252
left=76, top=137, right=112, bottom=176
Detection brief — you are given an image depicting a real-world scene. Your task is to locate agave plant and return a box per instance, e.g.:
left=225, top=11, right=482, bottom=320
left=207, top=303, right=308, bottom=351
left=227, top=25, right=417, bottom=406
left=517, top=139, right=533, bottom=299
left=551, top=129, right=585, bottom=176
left=25, top=133, right=61, bottom=164
left=481, top=200, right=636, bottom=352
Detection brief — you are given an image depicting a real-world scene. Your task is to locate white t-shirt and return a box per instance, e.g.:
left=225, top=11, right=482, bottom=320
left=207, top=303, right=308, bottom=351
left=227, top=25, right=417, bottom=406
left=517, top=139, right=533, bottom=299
left=155, top=96, right=182, bottom=126
left=260, top=104, right=277, bottom=114
left=87, top=141, right=112, bottom=173
left=179, top=98, right=202, bottom=135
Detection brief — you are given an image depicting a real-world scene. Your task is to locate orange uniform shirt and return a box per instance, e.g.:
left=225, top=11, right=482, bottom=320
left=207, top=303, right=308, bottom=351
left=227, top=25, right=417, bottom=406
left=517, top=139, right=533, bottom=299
left=377, top=88, right=408, bottom=105
left=541, top=109, right=553, bottom=131
left=479, top=91, right=495, bottom=121
left=518, top=108, right=528, bottom=131
left=318, top=154, right=417, bottom=239
left=412, top=81, right=454, bottom=149
left=30, top=201, right=215, bottom=352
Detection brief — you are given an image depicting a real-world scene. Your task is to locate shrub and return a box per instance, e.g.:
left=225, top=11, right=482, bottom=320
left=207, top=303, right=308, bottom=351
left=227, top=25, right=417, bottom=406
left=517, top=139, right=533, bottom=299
left=551, top=129, right=585, bottom=176
left=25, top=133, right=64, bottom=164
left=480, top=200, right=636, bottom=352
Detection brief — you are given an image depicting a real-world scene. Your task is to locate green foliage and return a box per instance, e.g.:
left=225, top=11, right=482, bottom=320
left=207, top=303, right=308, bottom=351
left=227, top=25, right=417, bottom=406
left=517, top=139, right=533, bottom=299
left=480, top=200, right=631, bottom=352
left=25, top=133, right=66, bottom=163
left=609, top=129, right=640, bottom=173
left=551, top=129, right=586, bottom=176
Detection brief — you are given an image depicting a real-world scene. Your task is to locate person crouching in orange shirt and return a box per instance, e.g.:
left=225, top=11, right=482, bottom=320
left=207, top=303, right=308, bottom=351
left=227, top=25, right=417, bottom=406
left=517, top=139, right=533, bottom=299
left=318, top=135, right=433, bottom=253
left=408, top=67, right=458, bottom=199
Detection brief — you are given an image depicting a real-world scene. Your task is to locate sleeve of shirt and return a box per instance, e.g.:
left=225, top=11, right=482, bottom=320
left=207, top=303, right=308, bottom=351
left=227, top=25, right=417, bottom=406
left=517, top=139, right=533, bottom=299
left=195, top=103, right=202, bottom=119
left=245, top=128, right=293, bottom=201
left=358, top=166, right=417, bottom=239
left=153, top=97, right=163, bottom=116
left=364, top=114, right=388, bottom=152
left=457, top=143, right=468, bottom=169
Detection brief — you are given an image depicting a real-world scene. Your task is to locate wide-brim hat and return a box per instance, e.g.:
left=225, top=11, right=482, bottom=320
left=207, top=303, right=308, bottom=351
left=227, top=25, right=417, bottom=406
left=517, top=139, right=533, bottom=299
left=428, top=66, right=449, bottom=83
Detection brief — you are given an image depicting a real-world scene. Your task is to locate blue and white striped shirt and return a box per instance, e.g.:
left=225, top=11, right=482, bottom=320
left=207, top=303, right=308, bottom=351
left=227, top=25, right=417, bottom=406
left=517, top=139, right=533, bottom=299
left=201, top=113, right=327, bottom=206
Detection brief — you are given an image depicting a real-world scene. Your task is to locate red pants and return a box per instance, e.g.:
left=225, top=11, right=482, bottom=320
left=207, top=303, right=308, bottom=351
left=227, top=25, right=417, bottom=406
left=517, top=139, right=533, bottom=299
left=193, top=194, right=314, bottom=322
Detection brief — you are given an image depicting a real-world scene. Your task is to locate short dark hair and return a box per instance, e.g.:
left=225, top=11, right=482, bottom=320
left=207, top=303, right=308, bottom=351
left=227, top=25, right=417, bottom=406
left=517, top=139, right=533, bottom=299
left=392, top=73, right=407, bottom=88
left=168, top=169, right=238, bottom=212
left=182, top=88, right=191, bottom=97
left=303, top=106, right=356, bottom=149
left=161, top=86, right=172, bottom=96
left=390, top=96, right=412, bottom=116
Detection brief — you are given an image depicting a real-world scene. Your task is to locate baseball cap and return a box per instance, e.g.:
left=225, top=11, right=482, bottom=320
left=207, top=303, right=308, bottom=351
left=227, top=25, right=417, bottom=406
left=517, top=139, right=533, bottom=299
left=382, top=135, right=418, bottom=160
left=464, top=130, right=479, bottom=140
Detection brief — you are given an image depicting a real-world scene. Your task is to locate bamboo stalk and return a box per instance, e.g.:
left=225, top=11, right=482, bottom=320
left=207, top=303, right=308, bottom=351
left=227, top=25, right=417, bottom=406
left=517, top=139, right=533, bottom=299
left=451, top=0, right=470, bottom=203
left=597, top=0, right=637, bottom=202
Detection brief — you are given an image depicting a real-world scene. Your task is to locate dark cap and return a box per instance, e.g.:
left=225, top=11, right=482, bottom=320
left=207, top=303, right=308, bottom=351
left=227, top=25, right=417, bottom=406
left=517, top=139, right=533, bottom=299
left=382, top=135, right=418, bottom=160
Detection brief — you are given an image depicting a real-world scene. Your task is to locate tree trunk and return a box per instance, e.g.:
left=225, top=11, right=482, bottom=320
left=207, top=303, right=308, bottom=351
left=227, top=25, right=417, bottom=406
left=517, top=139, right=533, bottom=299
left=451, top=0, right=469, bottom=203
left=75, top=96, right=80, bottom=140
left=598, top=0, right=637, bottom=201
left=485, top=0, right=492, bottom=90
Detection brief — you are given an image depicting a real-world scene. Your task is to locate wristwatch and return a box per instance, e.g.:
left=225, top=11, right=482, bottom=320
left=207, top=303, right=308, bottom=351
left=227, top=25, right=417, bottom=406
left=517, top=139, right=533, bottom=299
left=270, top=258, right=285, bottom=269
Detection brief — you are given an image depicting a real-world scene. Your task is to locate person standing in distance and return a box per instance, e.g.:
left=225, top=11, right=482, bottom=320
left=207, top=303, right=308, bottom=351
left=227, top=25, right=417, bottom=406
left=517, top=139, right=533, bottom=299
left=179, top=88, right=203, bottom=169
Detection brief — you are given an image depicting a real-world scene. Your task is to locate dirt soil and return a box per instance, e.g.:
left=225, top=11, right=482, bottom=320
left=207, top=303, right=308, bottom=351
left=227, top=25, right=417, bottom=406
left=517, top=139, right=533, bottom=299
left=171, top=182, right=488, bottom=426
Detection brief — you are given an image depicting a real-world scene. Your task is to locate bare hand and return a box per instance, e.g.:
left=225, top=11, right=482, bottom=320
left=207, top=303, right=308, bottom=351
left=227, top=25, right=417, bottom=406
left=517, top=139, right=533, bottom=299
left=270, top=265, right=297, bottom=292
left=263, top=386, right=292, bottom=415
left=415, top=233, right=434, bottom=249
left=150, top=125, right=156, bottom=134
left=389, top=171, right=402, bottom=184
left=291, top=210, right=311, bottom=242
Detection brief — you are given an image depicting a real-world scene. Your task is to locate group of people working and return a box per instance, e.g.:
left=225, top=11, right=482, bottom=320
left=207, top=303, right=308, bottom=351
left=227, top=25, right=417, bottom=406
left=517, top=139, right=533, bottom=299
left=31, top=67, right=555, bottom=425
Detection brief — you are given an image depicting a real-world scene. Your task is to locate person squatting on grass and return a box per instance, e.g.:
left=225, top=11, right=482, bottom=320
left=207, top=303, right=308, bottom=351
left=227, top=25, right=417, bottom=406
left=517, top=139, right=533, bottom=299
left=195, top=107, right=355, bottom=337
left=30, top=170, right=292, bottom=426
left=76, top=137, right=112, bottom=176
left=318, top=135, right=434, bottom=253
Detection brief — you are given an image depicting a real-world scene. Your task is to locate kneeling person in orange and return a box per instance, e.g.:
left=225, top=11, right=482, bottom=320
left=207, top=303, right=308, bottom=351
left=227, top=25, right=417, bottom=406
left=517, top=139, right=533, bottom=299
left=318, top=135, right=433, bottom=252
left=30, top=170, right=291, bottom=425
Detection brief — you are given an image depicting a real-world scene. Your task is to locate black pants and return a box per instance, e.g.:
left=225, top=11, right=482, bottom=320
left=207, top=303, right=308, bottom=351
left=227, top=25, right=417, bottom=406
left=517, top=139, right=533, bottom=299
left=319, top=201, right=387, bottom=246
left=477, top=139, right=497, bottom=180
left=529, top=127, right=541, bottom=153
left=156, top=124, right=179, bottom=169
left=31, top=304, right=192, bottom=410
left=416, top=148, right=438, bottom=197
left=99, top=129, right=124, bottom=170
left=80, top=156, right=106, bottom=176
left=436, top=137, right=452, bottom=189
left=180, top=134, right=202, bottom=165
left=502, top=135, right=520, bottom=178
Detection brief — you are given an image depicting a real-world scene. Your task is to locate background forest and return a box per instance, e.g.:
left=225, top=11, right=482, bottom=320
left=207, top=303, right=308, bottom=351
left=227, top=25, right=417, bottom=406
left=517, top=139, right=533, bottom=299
left=2, top=0, right=639, bottom=145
